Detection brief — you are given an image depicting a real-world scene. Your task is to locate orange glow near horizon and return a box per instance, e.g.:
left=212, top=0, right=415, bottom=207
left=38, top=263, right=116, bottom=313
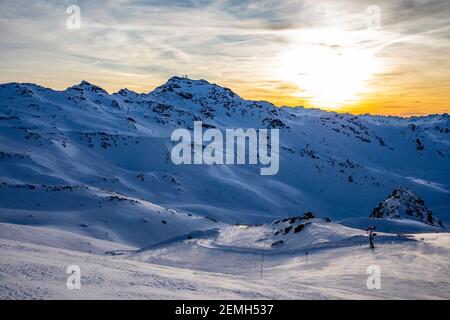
left=225, top=72, right=450, bottom=117
left=7, top=75, right=449, bottom=117
left=234, top=85, right=450, bottom=117
left=1, top=1, right=449, bottom=117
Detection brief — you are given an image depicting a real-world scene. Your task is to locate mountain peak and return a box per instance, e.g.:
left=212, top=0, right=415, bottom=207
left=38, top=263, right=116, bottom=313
left=151, top=76, right=211, bottom=93
left=166, top=76, right=210, bottom=85
left=149, top=76, right=243, bottom=107
left=79, top=80, right=93, bottom=86
left=370, top=187, right=444, bottom=228
left=115, top=88, right=139, bottom=97
left=68, top=81, right=108, bottom=95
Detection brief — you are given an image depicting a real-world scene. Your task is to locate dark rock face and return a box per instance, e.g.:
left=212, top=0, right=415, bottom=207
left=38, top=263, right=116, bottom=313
left=294, top=224, right=305, bottom=233
left=301, top=212, right=315, bottom=220
left=262, top=117, right=289, bottom=129
left=268, top=212, right=328, bottom=247
left=271, top=240, right=284, bottom=247
left=370, top=187, right=444, bottom=228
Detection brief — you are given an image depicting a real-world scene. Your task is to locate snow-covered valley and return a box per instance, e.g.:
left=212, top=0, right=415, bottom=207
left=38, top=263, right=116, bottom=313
left=0, top=77, right=449, bottom=299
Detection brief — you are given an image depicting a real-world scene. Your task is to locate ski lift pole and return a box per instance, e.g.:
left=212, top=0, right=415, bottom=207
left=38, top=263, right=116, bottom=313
left=260, top=248, right=265, bottom=280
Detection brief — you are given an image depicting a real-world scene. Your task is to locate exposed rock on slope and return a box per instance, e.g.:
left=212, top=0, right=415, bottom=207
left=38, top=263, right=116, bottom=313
left=214, top=212, right=366, bottom=251
left=370, top=187, right=444, bottom=228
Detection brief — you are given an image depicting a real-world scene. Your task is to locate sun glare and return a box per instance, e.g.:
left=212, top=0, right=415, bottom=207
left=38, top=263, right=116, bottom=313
left=277, top=41, right=380, bottom=110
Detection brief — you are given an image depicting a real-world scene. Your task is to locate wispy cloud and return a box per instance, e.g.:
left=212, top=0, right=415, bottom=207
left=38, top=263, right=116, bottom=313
left=0, top=0, right=449, bottom=115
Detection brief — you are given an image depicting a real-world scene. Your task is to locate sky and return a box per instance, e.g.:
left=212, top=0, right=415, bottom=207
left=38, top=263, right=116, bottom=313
left=0, top=0, right=449, bottom=116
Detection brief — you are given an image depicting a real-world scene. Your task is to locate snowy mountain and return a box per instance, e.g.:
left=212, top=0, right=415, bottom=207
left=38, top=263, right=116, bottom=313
left=370, top=187, right=444, bottom=228
left=0, top=182, right=218, bottom=247
left=1, top=77, right=449, bottom=299
left=1, top=77, right=449, bottom=232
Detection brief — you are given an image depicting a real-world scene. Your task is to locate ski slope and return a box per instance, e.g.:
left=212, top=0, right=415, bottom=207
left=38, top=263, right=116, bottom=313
left=1, top=222, right=449, bottom=299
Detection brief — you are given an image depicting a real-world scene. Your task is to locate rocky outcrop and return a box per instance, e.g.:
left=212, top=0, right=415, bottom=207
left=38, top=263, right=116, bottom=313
left=370, top=187, right=444, bottom=228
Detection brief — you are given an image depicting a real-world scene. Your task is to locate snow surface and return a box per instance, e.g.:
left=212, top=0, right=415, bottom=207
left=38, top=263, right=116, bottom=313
left=1, top=222, right=449, bottom=299
left=0, top=77, right=449, bottom=299
left=1, top=78, right=449, bottom=225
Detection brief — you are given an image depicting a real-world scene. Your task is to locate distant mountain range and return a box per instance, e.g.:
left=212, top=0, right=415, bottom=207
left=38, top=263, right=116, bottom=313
left=0, top=76, right=448, bottom=246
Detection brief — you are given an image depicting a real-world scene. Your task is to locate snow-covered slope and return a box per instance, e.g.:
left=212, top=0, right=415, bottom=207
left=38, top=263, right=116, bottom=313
left=1, top=77, right=449, bottom=243
left=214, top=212, right=366, bottom=251
left=1, top=77, right=449, bottom=300
left=2, top=223, right=449, bottom=299
left=369, top=187, right=444, bottom=228
left=0, top=182, right=218, bottom=247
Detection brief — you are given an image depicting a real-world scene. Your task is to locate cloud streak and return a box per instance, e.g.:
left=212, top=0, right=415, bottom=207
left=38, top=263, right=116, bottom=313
left=0, top=0, right=449, bottom=115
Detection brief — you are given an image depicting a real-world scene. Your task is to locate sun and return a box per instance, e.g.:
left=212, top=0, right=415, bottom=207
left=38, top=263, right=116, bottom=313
left=277, top=42, right=380, bottom=110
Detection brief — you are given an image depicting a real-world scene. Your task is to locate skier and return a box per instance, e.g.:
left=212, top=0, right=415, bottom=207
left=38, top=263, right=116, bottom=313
left=367, top=226, right=377, bottom=249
